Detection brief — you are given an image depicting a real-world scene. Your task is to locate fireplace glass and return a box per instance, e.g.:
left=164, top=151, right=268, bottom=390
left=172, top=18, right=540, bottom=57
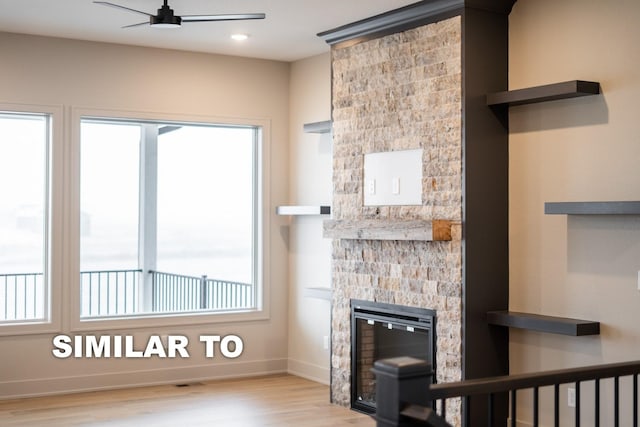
left=351, top=299, right=436, bottom=414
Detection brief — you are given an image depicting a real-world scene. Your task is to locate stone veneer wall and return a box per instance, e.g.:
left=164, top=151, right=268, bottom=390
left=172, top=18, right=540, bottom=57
left=329, top=15, right=463, bottom=424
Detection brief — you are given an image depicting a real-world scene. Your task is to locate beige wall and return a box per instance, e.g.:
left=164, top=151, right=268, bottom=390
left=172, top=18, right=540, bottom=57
left=286, top=53, right=332, bottom=384
left=509, top=0, right=640, bottom=424
left=0, top=32, right=291, bottom=398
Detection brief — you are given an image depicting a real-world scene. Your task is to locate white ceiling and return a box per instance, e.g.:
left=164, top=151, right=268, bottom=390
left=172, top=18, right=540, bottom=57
left=0, top=0, right=421, bottom=62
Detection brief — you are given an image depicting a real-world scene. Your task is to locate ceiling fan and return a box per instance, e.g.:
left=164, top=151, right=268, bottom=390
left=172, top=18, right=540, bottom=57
left=94, top=0, right=266, bottom=29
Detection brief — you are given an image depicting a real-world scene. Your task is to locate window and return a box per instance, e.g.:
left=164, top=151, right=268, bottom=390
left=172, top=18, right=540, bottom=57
left=80, top=118, right=260, bottom=319
left=0, top=112, right=51, bottom=323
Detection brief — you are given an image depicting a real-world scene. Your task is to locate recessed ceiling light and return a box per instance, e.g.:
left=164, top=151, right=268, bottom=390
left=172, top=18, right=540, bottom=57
left=231, top=34, right=249, bottom=41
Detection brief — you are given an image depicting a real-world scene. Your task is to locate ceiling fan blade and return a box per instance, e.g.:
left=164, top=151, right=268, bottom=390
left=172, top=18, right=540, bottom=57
left=93, top=1, right=153, bottom=18
left=122, top=21, right=149, bottom=29
left=181, top=13, right=266, bottom=23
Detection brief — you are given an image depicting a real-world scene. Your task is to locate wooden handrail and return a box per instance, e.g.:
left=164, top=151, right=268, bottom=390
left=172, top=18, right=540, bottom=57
left=372, top=357, right=640, bottom=427
left=429, top=359, right=640, bottom=400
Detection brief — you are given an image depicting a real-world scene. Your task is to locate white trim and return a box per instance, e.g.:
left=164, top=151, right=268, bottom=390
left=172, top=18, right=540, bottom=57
left=287, top=358, right=330, bottom=385
left=257, top=125, right=270, bottom=313
left=69, top=107, right=272, bottom=332
left=138, top=124, right=159, bottom=312
left=0, top=102, right=64, bottom=337
left=71, top=309, right=270, bottom=332
left=0, top=357, right=288, bottom=399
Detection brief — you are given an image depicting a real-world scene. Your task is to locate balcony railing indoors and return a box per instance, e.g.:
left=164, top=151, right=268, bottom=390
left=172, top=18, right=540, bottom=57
left=373, top=357, right=640, bottom=427
left=1, top=270, right=253, bottom=321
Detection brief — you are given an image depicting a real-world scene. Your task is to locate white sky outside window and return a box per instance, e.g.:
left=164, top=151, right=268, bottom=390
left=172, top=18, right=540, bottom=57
left=156, top=126, right=254, bottom=283
left=80, top=122, right=140, bottom=272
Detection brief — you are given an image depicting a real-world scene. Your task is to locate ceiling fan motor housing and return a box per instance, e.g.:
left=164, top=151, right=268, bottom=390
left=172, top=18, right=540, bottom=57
left=151, top=4, right=182, bottom=26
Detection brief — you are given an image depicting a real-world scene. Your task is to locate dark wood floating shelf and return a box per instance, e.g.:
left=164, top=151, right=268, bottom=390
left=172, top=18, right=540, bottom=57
left=486, top=80, right=600, bottom=108
left=487, top=311, right=600, bottom=336
left=545, top=201, right=640, bottom=215
left=303, top=120, right=332, bottom=134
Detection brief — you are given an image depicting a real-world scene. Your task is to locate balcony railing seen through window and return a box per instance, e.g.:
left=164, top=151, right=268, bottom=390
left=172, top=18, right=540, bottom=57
left=0, top=270, right=252, bottom=321
left=0, top=273, right=45, bottom=321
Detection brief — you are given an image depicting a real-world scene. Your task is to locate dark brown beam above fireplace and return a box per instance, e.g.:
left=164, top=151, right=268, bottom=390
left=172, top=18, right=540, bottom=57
left=318, top=0, right=517, bottom=47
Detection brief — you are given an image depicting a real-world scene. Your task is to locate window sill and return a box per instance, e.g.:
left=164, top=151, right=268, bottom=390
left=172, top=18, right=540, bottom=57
left=0, top=320, right=61, bottom=337
left=71, top=308, right=269, bottom=333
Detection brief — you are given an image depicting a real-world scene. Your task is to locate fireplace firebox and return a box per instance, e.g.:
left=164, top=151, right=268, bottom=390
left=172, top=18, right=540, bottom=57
left=350, top=299, right=436, bottom=414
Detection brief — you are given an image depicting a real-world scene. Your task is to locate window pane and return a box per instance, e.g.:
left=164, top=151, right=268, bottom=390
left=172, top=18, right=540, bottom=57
left=80, top=122, right=141, bottom=317
left=155, top=126, right=255, bottom=312
left=80, top=119, right=258, bottom=318
left=156, top=126, right=254, bottom=282
left=0, top=113, right=49, bottom=322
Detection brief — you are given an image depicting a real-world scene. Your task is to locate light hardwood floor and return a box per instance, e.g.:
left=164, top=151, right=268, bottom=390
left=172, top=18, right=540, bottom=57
left=0, top=374, right=375, bottom=426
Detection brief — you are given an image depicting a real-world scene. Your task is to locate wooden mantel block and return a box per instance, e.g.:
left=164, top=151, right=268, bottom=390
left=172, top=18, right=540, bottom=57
left=322, top=219, right=452, bottom=241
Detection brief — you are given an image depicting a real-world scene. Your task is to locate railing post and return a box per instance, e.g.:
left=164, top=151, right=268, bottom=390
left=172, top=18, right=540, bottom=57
left=200, top=275, right=208, bottom=310
left=372, top=356, right=447, bottom=427
left=149, top=270, right=156, bottom=311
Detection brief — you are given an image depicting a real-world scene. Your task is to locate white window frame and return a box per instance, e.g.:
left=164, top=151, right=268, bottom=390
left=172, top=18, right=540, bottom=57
left=0, top=103, right=63, bottom=336
left=69, top=108, right=270, bottom=332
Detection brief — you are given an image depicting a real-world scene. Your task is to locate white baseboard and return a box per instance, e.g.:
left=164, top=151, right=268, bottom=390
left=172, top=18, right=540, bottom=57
left=0, top=358, right=288, bottom=400
left=287, top=358, right=330, bottom=385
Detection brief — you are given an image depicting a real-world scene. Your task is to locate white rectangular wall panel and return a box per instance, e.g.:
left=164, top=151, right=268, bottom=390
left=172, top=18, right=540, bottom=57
left=363, top=149, right=423, bottom=206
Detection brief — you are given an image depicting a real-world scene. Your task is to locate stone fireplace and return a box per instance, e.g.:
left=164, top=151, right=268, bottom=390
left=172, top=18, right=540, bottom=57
left=325, top=12, right=465, bottom=423
left=320, top=1, right=514, bottom=425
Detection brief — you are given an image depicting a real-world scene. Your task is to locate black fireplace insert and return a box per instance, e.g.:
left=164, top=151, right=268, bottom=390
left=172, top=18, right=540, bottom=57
left=350, top=299, right=436, bottom=414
